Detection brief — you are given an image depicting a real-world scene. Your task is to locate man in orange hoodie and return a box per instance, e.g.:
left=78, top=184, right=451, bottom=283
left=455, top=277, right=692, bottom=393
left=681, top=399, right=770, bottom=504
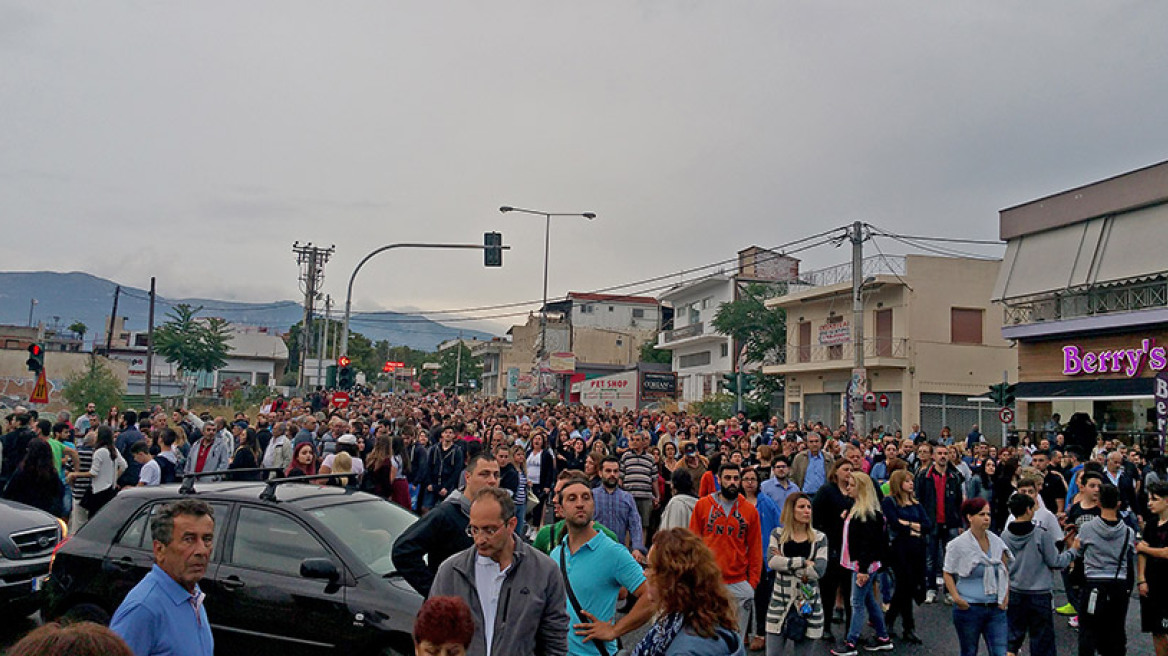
left=689, top=461, right=763, bottom=642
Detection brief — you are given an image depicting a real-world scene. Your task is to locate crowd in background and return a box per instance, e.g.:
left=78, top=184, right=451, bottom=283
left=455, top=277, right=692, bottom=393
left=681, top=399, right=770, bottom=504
left=3, top=391, right=1167, bottom=656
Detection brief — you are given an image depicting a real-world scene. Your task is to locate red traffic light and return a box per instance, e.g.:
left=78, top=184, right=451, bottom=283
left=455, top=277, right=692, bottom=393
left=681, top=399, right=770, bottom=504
left=337, top=356, right=351, bottom=368
left=28, top=344, right=42, bottom=356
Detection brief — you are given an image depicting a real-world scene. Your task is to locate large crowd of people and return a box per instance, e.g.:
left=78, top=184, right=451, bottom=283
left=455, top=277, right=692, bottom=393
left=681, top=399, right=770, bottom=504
left=3, top=392, right=1168, bottom=656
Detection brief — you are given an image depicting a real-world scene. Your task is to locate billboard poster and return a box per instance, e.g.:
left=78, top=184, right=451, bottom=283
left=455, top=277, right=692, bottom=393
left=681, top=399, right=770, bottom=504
left=819, top=320, right=850, bottom=345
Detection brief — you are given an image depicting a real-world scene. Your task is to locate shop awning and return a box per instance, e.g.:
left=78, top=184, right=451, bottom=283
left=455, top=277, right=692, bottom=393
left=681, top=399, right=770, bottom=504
left=1015, top=378, right=1154, bottom=401
left=993, top=202, right=1168, bottom=303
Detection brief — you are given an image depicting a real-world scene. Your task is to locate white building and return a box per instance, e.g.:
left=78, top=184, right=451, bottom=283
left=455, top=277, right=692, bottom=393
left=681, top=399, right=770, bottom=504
left=656, top=275, right=736, bottom=404
left=655, top=247, right=801, bottom=407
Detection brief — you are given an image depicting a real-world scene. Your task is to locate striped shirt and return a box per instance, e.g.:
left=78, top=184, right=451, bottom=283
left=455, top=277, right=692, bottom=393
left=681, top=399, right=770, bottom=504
left=619, top=450, right=657, bottom=500
left=72, top=445, right=94, bottom=499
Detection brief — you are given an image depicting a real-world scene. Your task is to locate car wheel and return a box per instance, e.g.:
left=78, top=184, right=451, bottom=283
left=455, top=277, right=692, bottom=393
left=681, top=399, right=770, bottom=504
left=61, top=602, right=111, bottom=625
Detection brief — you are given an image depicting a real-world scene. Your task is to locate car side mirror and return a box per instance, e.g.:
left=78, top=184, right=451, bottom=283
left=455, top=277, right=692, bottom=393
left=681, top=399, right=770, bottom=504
left=300, top=558, right=340, bottom=582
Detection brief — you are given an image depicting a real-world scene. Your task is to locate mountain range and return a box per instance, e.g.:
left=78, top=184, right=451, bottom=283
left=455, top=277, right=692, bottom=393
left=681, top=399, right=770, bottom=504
left=0, top=271, right=495, bottom=351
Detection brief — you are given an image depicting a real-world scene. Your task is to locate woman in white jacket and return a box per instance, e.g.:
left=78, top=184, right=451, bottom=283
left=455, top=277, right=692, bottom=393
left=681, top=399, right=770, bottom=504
left=66, top=426, right=126, bottom=519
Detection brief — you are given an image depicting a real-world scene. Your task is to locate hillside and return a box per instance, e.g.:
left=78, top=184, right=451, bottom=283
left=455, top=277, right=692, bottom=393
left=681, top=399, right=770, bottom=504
left=0, top=271, right=494, bottom=351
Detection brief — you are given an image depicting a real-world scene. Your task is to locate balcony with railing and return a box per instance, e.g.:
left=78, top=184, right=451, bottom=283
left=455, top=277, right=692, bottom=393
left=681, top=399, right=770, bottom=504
left=765, top=337, right=909, bottom=370
left=657, top=321, right=725, bottom=348
left=1002, top=276, right=1168, bottom=326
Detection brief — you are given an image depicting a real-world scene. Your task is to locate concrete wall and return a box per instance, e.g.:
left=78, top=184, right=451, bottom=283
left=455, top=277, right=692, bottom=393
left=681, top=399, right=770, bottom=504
left=0, top=351, right=129, bottom=409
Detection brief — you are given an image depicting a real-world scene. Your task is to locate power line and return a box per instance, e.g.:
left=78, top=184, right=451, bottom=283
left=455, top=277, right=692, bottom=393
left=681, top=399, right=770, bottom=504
left=343, top=235, right=842, bottom=324
left=865, top=224, right=1004, bottom=260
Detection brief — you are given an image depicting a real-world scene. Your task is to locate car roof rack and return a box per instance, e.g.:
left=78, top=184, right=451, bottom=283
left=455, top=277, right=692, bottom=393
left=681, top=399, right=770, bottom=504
left=178, top=468, right=285, bottom=495
left=259, top=474, right=357, bottom=502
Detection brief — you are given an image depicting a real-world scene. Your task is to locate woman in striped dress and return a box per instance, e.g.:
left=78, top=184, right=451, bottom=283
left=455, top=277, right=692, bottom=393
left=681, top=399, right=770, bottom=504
left=510, top=444, right=530, bottom=539
left=766, top=492, right=828, bottom=655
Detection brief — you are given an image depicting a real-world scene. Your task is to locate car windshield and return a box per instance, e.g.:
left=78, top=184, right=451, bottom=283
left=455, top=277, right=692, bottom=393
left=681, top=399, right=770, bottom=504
left=308, top=499, right=416, bottom=576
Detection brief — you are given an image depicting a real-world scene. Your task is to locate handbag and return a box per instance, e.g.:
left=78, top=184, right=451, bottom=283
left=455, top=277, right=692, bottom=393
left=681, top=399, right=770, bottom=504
left=80, top=485, right=117, bottom=514
left=779, top=581, right=814, bottom=642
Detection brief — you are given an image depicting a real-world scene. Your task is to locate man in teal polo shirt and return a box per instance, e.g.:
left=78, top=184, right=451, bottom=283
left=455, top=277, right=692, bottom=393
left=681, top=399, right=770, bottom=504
left=551, top=475, right=655, bottom=656
left=111, top=499, right=215, bottom=656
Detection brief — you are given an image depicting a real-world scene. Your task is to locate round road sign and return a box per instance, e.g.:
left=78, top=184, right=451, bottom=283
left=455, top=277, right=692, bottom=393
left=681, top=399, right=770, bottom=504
left=999, top=407, right=1014, bottom=424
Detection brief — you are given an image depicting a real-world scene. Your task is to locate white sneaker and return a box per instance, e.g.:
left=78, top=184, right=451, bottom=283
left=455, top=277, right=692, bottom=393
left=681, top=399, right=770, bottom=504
left=1069, top=615, right=1079, bottom=628
left=925, top=590, right=937, bottom=604
left=943, top=593, right=953, bottom=606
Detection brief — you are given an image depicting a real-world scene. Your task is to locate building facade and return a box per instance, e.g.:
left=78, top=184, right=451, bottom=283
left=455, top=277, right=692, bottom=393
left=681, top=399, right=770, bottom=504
left=764, top=255, right=1016, bottom=437
left=992, top=159, right=1168, bottom=445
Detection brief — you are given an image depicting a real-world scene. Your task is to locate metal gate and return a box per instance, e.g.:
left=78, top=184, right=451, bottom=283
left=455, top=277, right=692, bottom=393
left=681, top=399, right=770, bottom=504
left=920, top=393, right=995, bottom=444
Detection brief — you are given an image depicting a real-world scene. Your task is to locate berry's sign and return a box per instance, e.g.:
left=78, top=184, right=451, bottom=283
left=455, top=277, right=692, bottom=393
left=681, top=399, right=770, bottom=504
left=1062, top=339, right=1168, bottom=377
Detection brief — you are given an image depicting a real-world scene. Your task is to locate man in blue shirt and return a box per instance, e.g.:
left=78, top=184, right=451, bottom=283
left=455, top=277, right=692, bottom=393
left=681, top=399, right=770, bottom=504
left=111, top=499, right=215, bottom=656
left=552, top=475, right=654, bottom=656
left=760, top=456, right=800, bottom=513
left=792, top=433, right=832, bottom=496
left=592, top=457, right=646, bottom=562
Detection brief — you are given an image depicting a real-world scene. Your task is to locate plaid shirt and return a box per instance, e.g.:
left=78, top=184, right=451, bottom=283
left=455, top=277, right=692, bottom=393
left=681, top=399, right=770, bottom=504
left=592, top=485, right=646, bottom=554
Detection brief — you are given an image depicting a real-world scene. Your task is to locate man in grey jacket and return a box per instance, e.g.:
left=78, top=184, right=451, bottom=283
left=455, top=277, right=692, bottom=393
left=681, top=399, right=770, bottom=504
left=1002, top=492, right=1078, bottom=656
left=184, top=423, right=231, bottom=480
left=1076, top=483, right=1136, bottom=656
left=430, top=486, right=568, bottom=656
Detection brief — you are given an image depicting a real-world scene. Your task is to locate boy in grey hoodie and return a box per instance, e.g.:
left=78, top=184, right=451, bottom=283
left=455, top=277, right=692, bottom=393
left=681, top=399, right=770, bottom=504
left=1076, top=483, right=1136, bottom=656
left=1003, top=493, right=1078, bottom=656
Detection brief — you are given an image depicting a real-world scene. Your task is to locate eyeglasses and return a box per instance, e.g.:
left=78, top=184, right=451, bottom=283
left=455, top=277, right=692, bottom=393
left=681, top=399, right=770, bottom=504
left=465, top=524, right=506, bottom=538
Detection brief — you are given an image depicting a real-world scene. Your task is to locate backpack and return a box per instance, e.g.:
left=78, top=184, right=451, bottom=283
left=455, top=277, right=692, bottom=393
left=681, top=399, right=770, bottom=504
left=157, top=456, right=178, bottom=484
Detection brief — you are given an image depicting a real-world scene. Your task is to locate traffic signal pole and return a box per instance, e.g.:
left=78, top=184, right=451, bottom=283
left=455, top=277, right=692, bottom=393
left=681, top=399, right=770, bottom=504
left=339, top=240, right=509, bottom=359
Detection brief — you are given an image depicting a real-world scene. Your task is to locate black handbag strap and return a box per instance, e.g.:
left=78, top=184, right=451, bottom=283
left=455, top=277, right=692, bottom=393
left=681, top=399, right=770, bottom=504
left=559, top=538, right=610, bottom=656
left=1114, top=528, right=1132, bottom=582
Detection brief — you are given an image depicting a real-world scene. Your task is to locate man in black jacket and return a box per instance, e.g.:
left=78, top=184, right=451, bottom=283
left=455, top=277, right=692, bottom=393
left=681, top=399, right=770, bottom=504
left=915, top=443, right=965, bottom=604
left=392, top=452, right=500, bottom=596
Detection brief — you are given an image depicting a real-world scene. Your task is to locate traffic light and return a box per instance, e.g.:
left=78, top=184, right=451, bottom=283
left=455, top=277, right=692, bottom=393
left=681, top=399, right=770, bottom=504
left=484, top=232, right=503, bottom=267
left=338, top=366, right=355, bottom=390
left=721, top=373, right=738, bottom=394
left=1003, top=384, right=1016, bottom=407
left=987, top=383, right=1005, bottom=406
left=26, top=343, right=44, bottom=373
left=741, top=373, right=757, bottom=394
left=337, top=355, right=351, bottom=368
left=383, top=361, right=393, bottom=373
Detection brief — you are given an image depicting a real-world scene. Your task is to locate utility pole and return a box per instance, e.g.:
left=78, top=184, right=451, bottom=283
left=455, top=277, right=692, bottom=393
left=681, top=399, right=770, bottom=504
left=292, top=242, right=334, bottom=391
left=145, top=277, right=156, bottom=408
left=316, top=296, right=330, bottom=388
left=850, top=221, right=868, bottom=438
left=105, top=285, right=121, bottom=355
left=454, top=331, right=463, bottom=397
left=27, top=298, right=37, bottom=327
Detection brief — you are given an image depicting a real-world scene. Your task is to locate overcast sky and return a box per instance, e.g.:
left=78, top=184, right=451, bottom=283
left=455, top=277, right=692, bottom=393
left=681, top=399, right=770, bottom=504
left=4, top=1, right=1167, bottom=334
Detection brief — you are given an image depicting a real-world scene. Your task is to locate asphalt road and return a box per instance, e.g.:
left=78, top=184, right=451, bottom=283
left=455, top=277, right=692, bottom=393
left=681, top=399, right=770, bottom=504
left=2, top=587, right=1155, bottom=655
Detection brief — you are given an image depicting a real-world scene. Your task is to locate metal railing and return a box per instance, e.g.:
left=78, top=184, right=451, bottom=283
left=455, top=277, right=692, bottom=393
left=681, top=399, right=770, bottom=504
left=767, top=337, right=909, bottom=366
left=795, top=255, right=906, bottom=289
left=1002, top=277, right=1168, bottom=326
left=662, top=322, right=706, bottom=343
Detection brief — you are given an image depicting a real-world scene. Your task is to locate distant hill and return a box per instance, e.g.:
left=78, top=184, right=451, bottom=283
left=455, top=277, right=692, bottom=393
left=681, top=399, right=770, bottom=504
left=0, top=271, right=495, bottom=351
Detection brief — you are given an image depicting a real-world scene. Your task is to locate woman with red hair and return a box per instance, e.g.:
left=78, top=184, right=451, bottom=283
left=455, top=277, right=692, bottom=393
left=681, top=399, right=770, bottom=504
left=631, top=527, right=745, bottom=655
left=413, top=595, right=475, bottom=656
left=286, top=442, right=318, bottom=478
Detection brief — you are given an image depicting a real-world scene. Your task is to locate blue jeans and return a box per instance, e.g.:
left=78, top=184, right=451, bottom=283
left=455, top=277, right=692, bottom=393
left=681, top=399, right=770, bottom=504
left=847, top=572, right=889, bottom=645
left=514, top=502, right=526, bottom=538
left=926, top=525, right=960, bottom=590
left=953, top=604, right=1007, bottom=656
left=876, top=569, right=895, bottom=605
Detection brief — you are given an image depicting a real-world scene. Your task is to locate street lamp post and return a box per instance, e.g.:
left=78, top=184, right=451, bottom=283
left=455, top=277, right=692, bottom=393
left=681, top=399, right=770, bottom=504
left=498, top=206, right=595, bottom=363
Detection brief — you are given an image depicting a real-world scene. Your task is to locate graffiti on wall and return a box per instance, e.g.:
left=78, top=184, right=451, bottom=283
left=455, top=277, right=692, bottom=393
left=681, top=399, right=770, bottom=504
left=0, top=376, right=64, bottom=406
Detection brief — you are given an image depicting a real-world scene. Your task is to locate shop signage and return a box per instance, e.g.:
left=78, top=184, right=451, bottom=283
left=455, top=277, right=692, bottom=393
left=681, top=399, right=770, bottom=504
left=819, top=320, right=850, bottom=345
left=1062, top=339, right=1168, bottom=377
left=641, top=372, right=677, bottom=401
left=549, top=352, right=576, bottom=374
left=1155, top=373, right=1168, bottom=437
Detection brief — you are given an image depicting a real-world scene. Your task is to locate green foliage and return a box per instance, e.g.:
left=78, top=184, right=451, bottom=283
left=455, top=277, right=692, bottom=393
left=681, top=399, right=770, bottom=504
left=710, top=282, right=788, bottom=365
left=230, top=385, right=272, bottom=412
left=62, top=358, right=125, bottom=417
left=153, top=304, right=233, bottom=375
left=639, top=339, right=672, bottom=365
left=434, top=343, right=482, bottom=391
left=689, top=391, right=771, bottom=421
left=68, top=321, right=88, bottom=339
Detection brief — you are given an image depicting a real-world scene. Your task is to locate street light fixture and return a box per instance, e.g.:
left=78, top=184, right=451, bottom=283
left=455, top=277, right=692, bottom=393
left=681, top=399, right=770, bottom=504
left=499, top=205, right=596, bottom=393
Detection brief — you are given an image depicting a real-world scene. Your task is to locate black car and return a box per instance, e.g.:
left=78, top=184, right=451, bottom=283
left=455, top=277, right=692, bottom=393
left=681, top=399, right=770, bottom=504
left=45, top=477, right=422, bottom=655
left=0, top=498, right=65, bottom=617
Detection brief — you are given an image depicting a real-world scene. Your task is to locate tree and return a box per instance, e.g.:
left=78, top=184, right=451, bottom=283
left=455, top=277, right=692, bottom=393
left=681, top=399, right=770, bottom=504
left=639, top=339, right=672, bottom=365
left=434, top=343, right=481, bottom=393
left=62, top=359, right=125, bottom=417
left=153, top=304, right=233, bottom=403
left=711, top=282, right=788, bottom=413
left=68, top=321, right=88, bottom=341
